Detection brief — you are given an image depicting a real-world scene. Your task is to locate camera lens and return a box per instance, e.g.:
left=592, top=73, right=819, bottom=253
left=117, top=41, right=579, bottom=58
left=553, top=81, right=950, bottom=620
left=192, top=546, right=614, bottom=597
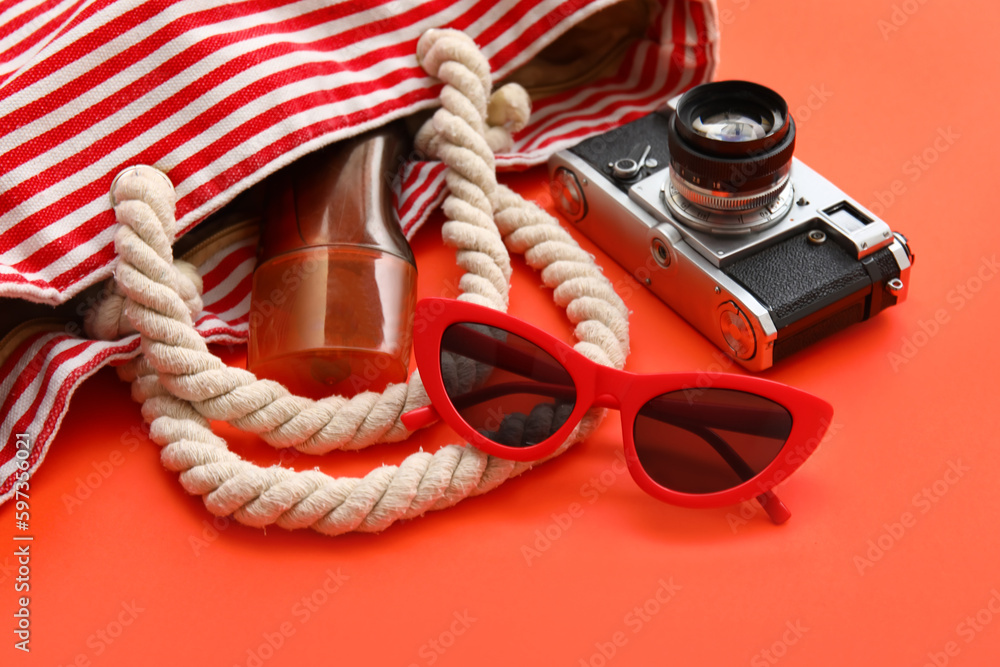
left=666, top=81, right=795, bottom=216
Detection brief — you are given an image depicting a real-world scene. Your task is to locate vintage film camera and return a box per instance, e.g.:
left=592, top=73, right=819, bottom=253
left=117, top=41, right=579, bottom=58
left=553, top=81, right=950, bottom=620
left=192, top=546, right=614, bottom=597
left=549, top=81, right=914, bottom=370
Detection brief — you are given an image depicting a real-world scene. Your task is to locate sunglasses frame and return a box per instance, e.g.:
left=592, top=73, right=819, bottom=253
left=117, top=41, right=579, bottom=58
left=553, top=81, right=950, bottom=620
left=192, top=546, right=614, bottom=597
left=404, top=298, right=833, bottom=522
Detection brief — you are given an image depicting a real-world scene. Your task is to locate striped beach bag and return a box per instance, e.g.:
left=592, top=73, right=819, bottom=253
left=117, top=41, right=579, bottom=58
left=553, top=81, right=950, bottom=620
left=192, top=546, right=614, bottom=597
left=0, top=0, right=718, bottom=504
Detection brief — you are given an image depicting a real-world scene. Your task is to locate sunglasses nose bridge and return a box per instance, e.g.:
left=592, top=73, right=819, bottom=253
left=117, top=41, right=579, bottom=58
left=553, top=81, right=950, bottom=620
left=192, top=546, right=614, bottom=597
left=590, top=364, right=629, bottom=411
left=593, top=392, right=621, bottom=410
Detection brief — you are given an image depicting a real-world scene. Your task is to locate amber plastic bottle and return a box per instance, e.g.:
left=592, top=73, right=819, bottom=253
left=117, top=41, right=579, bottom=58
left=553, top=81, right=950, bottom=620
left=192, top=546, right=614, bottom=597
left=248, top=125, right=417, bottom=399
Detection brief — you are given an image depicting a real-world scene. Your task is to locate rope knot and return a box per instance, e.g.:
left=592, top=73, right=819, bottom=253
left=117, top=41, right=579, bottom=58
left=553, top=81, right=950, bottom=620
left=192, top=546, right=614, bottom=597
left=86, top=166, right=202, bottom=340
left=417, top=29, right=491, bottom=95
left=109, top=165, right=179, bottom=246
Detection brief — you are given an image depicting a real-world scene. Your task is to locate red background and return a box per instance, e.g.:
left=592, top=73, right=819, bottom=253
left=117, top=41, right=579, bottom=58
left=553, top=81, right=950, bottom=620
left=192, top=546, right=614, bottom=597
left=4, top=1, right=1000, bottom=665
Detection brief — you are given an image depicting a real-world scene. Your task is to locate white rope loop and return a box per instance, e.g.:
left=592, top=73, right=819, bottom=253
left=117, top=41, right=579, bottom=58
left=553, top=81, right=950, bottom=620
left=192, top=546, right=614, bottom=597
left=95, top=28, right=630, bottom=535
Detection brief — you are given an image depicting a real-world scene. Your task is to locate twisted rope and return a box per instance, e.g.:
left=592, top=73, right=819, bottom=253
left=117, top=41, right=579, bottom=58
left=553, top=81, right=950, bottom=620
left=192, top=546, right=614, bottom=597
left=93, top=28, right=630, bottom=535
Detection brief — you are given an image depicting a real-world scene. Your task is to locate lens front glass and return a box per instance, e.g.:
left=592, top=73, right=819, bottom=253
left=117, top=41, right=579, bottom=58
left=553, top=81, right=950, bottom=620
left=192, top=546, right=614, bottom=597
left=689, top=101, right=780, bottom=144
left=692, top=110, right=770, bottom=142
left=441, top=323, right=576, bottom=448
left=633, top=389, right=792, bottom=494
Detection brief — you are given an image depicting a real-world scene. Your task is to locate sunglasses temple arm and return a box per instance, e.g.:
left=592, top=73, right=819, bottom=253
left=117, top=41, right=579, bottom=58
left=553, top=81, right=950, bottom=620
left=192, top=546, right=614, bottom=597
left=401, top=380, right=575, bottom=433
left=647, top=399, right=790, bottom=440
left=401, top=405, right=440, bottom=431
left=444, top=327, right=571, bottom=384
left=450, top=382, right=575, bottom=411
left=756, top=491, right=791, bottom=525
left=688, top=424, right=791, bottom=525
left=448, top=382, right=784, bottom=443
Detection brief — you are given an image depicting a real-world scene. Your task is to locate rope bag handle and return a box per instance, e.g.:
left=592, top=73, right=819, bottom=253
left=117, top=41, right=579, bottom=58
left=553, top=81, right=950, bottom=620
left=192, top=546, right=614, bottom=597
left=93, top=29, right=631, bottom=536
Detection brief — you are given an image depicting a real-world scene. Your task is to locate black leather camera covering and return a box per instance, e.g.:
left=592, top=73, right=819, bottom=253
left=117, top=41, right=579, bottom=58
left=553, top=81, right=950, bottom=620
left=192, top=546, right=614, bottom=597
left=570, top=112, right=673, bottom=190
left=723, top=232, right=867, bottom=328
left=725, top=235, right=901, bottom=363
left=724, top=232, right=900, bottom=330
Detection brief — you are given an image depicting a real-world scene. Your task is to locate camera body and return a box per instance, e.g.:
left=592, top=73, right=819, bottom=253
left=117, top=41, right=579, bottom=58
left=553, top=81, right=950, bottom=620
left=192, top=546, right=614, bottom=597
left=548, top=82, right=913, bottom=371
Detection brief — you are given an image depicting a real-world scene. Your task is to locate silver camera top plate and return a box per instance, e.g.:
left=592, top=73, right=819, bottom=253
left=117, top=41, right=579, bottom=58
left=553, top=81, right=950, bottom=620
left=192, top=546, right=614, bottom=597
left=629, top=159, right=897, bottom=268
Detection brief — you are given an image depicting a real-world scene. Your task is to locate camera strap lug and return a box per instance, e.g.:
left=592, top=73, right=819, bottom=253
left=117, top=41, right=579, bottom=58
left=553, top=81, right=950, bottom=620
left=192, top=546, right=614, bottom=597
left=861, top=255, right=888, bottom=318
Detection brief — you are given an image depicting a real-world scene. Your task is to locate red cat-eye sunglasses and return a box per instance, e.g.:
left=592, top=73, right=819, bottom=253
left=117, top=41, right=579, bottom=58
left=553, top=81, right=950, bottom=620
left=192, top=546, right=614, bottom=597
left=402, top=298, right=833, bottom=524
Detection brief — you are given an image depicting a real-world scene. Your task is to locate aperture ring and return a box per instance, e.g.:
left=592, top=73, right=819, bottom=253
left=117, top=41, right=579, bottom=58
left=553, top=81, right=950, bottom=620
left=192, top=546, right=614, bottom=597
left=669, top=168, right=791, bottom=212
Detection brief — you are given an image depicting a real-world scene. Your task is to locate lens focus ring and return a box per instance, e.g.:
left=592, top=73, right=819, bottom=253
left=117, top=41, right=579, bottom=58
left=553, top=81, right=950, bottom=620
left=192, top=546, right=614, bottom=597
left=669, top=167, right=791, bottom=212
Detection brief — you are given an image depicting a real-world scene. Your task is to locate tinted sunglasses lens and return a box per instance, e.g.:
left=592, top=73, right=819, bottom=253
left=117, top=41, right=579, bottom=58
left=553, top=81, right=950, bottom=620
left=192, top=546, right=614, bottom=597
left=633, top=389, right=792, bottom=494
left=440, top=322, right=576, bottom=447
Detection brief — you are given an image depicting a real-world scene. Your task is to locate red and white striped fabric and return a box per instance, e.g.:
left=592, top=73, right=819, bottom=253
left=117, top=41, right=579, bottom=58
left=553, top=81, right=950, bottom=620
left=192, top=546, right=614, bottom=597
left=0, top=0, right=718, bottom=504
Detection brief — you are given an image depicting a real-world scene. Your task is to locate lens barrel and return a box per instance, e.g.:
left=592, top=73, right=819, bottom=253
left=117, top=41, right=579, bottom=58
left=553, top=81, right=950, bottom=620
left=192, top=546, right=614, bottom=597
left=667, top=81, right=795, bottom=212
